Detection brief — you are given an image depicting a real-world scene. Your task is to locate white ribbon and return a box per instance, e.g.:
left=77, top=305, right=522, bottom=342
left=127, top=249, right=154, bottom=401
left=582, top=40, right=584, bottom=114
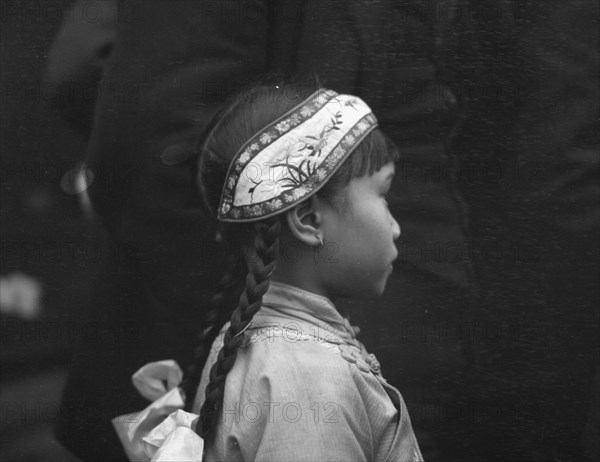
left=132, top=359, right=184, bottom=401
left=144, top=410, right=203, bottom=461
left=112, top=360, right=204, bottom=462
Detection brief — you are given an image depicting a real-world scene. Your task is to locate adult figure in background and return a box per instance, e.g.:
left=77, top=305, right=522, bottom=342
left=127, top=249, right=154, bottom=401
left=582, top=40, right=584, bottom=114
left=46, top=1, right=474, bottom=460
left=45, top=0, right=117, bottom=139
left=454, top=0, right=599, bottom=460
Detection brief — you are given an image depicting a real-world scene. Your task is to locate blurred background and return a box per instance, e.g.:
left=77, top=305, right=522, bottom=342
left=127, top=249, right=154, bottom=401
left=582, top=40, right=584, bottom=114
left=1, top=1, right=598, bottom=462
left=1, top=1, right=101, bottom=460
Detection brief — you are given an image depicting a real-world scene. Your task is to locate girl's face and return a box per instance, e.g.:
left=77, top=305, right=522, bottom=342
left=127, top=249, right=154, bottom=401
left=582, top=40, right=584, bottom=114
left=319, top=162, right=400, bottom=298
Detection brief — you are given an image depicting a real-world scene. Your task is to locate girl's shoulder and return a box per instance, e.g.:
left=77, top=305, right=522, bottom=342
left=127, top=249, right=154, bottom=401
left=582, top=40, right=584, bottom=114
left=240, top=324, right=350, bottom=373
left=217, top=325, right=408, bottom=461
left=233, top=325, right=388, bottom=402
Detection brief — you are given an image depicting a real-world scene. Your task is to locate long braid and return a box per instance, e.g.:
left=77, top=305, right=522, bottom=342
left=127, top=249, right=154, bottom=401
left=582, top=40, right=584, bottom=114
left=180, top=230, right=244, bottom=409
left=180, top=89, right=259, bottom=408
left=196, top=217, right=281, bottom=440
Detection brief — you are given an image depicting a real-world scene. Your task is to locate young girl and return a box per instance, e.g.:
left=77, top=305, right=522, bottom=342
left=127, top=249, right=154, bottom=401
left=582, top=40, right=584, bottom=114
left=114, top=85, right=423, bottom=461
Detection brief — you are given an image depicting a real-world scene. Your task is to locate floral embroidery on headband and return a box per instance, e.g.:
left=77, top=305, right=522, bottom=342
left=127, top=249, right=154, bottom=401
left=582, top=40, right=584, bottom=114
left=217, top=89, right=378, bottom=222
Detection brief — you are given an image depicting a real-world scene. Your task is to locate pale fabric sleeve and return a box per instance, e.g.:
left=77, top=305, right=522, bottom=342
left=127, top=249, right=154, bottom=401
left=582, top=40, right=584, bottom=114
left=211, top=337, right=378, bottom=462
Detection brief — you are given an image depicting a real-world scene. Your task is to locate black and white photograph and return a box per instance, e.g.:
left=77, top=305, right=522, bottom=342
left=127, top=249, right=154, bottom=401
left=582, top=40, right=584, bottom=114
left=1, top=1, right=598, bottom=461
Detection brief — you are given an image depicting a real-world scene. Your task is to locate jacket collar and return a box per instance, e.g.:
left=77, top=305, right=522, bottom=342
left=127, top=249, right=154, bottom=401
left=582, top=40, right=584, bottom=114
left=253, top=281, right=358, bottom=345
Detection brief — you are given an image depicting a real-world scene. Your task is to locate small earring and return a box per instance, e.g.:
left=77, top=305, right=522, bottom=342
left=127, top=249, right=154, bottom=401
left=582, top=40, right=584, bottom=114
left=317, top=235, right=324, bottom=246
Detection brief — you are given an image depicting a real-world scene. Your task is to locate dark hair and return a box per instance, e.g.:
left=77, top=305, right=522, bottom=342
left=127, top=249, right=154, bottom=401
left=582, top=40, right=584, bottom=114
left=183, top=83, right=399, bottom=440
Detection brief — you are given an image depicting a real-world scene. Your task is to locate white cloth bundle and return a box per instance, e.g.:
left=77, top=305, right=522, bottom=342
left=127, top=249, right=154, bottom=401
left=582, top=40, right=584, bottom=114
left=112, top=360, right=204, bottom=462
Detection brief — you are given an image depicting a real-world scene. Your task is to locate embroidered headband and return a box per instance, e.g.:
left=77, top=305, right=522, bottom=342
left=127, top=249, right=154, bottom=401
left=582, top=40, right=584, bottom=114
left=217, top=89, right=378, bottom=222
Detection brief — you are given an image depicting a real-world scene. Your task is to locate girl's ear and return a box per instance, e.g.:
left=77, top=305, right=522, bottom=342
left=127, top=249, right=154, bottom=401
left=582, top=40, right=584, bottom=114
left=286, top=196, right=323, bottom=247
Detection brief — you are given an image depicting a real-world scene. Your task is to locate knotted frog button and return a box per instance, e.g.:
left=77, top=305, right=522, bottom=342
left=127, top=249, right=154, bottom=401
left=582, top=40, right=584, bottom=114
left=366, top=353, right=381, bottom=375
left=339, top=345, right=357, bottom=364
left=356, top=358, right=370, bottom=373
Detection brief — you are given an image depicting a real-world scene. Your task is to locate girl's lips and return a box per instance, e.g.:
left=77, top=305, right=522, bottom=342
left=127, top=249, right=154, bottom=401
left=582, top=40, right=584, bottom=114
left=383, top=251, right=398, bottom=272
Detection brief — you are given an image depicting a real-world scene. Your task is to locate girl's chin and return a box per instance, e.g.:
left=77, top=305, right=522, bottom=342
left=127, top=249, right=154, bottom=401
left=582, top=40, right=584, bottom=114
left=378, top=269, right=395, bottom=295
left=362, top=281, right=389, bottom=299
left=334, top=272, right=392, bottom=299
left=341, top=286, right=382, bottom=300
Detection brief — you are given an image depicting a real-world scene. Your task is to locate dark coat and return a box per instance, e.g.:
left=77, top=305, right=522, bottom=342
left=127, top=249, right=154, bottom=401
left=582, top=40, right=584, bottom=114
left=453, top=1, right=599, bottom=460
